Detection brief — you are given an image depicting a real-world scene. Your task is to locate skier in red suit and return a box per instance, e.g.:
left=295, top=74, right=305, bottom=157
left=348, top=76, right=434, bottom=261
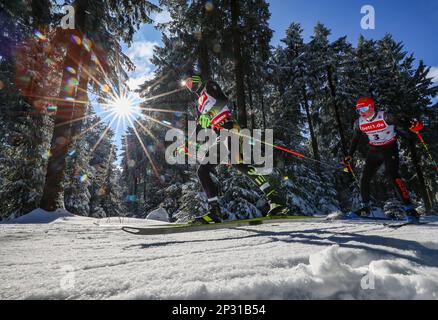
left=344, top=97, right=421, bottom=223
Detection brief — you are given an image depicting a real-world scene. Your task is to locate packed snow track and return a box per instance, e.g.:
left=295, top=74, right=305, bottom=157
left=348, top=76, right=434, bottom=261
left=1, top=211, right=438, bottom=300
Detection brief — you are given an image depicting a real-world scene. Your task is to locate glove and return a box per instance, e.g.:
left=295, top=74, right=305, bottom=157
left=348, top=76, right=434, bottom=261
left=342, top=156, right=353, bottom=173
left=174, top=144, right=188, bottom=157
left=183, top=77, right=194, bottom=90
left=198, top=114, right=212, bottom=129
left=343, top=156, right=353, bottom=165
left=183, top=75, right=202, bottom=92
left=409, top=119, right=424, bottom=133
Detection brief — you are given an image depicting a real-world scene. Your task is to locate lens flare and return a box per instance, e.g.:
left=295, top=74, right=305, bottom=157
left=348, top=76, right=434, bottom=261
left=19, top=75, right=31, bottom=83
left=91, top=53, right=98, bottom=63
left=83, top=38, right=92, bottom=52
left=34, top=31, right=47, bottom=41
left=67, top=77, right=79, bottom=86
left=205, top=1, right=214, bottom=11
left=43, top=150, right=52, bottom=160
left=66, top=67, right=76, bottom=74
left=64, top=86, right=75, bottom=95
left=127, top=160, right=136, bottom=168
left=47, top=105, right=58, bottom=113
left=101, top=84, right=110, bottom=93
left=45, top=58, right=54, bottom=65
left=213, top=43, right=221, bottom=53
left=71, top=35, right=82, bottom=45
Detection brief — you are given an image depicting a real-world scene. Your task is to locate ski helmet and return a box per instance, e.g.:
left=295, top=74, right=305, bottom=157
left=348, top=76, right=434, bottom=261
left=356, top=97, right=375, bottom=114
left=356, top=97, right=375, bottom=109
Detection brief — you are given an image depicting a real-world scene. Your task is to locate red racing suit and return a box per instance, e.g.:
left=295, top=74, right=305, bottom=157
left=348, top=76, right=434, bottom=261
left=348, top=111, right=414, bottom=205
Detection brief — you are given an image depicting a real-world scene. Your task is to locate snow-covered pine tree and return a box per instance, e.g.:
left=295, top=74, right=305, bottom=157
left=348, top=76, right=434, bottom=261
left=240, top=0, right=272, bottom=130
left=88, top=127, right=121, bottom=218
left=0, top=1, right=58, bottom=219
left=64, top=126, right=93, bottom=216
left=302, top=23, right=365, bottom=211
left=374, top=35, right=438, bottom=211
left=262, top=23, right=341, bottom=215
left=40, top=0, right=161, bottom=211
left=64, top=110, right=123, bottom=218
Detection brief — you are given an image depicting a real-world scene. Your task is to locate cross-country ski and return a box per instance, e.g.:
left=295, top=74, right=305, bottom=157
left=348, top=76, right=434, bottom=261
left=122, top=216, right=321, bottom=235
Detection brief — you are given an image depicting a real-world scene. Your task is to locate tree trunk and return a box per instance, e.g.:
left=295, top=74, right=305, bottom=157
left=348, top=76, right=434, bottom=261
left=133, top=176, right=138, bottom=216
left=40, top=0, right=88, bottom=211
left=302, top=86, right=320, bottom=166
left=143, top=169, right=147, bottom=202
left=326, top=65, right=348, bottom=157
left=247, top=76, right=255, bottom=129
left=231, top=0, right=247, bottom=128
left=409, top=140, right=433, bottom=212
left=257, top=85, right=267, bottom=130
left=302, top=85, right=321, bottom=175
left=198, top=35, right=211, bottom=81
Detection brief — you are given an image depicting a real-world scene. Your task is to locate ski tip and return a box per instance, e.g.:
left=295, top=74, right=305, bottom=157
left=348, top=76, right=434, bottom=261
left=122, top=227, right=142, bottom=235
left=384, top=221, right=428, bottom=229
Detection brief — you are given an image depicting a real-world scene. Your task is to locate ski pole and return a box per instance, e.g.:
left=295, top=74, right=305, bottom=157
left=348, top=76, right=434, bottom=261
left=226, top=130, right=346, bottom=171
left=343, top=158, right=381, bottom=218
left=345, top=162, right=359, bottom=182
left=410, top=121, right=438, bottom=172
left=182, top=129, right=345, bottom=171
left=342, top=159, right=361, bottom=188
left=414, top=132, right=438, bottom=171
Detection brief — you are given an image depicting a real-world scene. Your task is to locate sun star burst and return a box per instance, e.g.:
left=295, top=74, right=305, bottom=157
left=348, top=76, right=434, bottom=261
left=109, top=93, right=137, bottom=119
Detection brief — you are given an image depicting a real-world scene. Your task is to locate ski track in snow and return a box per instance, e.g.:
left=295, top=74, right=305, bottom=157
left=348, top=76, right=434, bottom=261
left=1, top=213, right=438, bottom=300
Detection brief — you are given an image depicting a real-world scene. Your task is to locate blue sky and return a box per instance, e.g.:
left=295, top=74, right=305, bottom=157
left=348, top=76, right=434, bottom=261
left=268, top=0, right=438, bottom=68
left=100, top=0, right=438, bottom=159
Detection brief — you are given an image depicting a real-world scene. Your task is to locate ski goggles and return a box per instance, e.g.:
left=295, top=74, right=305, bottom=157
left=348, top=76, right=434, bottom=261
left=356, top=106, right=371, bottom=114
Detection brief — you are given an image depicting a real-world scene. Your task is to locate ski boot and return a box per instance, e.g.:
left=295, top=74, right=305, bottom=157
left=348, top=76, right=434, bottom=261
left=403, top=204, right=421, bottom=225
left=266, top=202, right=290, bottom=217
left=265, top=191, right=290, bottom=217
left=354, top=204, right=371, bottom=217
left=190, top=201, right=228, bottom=225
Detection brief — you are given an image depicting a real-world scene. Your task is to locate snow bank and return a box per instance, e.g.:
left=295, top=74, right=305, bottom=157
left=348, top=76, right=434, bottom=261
left=3, top=208, right=74, bottom=224
left=146, top=208, right=170, bottom=222
left=118, top=245, right=438, bottom=300
left=1, top=216, right=438, bottom=300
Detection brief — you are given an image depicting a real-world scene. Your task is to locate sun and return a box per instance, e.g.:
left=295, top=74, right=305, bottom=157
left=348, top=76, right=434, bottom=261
left=110, top=94, right=136, bottom=118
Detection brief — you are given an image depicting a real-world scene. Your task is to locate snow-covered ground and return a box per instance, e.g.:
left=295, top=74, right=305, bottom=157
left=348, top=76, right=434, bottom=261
left=1, top=209, right=438, bottom=300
